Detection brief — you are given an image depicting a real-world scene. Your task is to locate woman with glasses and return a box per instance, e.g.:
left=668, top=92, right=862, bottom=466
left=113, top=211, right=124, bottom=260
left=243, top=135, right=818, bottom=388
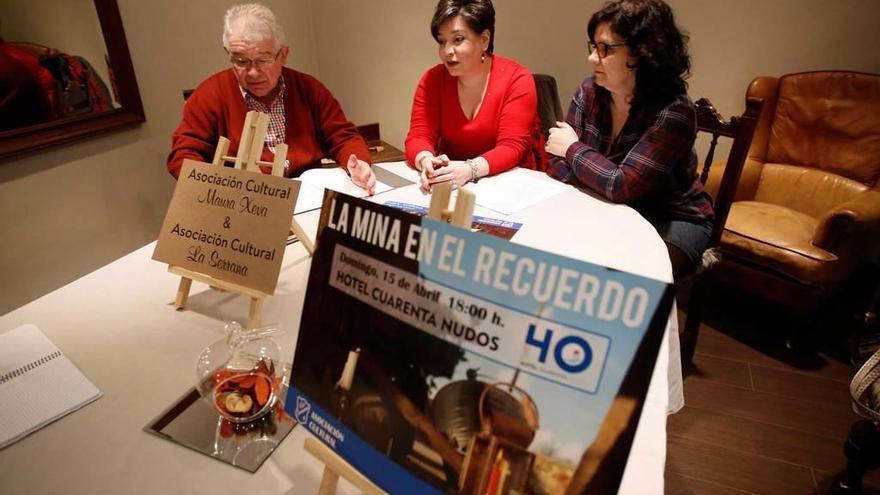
left=544, top=0, right=713, bottom=281
left=168, top=4, right=375, bottom=193
left=405, top=0, right=545, bottom=191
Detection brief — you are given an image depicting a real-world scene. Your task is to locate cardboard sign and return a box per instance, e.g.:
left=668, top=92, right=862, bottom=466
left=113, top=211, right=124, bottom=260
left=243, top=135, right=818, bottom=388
left=152, top=159, right=299, bottom=294
left=286, top=191, right=673, bottom=494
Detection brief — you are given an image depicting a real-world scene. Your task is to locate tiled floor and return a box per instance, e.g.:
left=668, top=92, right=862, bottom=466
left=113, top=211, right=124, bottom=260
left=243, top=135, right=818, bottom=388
left=666, top=282, right=880, bottom=495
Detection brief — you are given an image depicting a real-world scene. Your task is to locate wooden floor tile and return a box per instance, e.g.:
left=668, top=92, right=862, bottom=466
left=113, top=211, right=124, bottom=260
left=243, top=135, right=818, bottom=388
left=696, top=326, right=854, bottom=382
left=667, top=434, right=818, bottom=494
left=682, top=377, right=856, bottom=441
left=687, top=353, right=752, bottom=388
left=668, top=279, right=876, bottom=494
left=668, top=406, right=847, bottom=473
left=665, top=471, right=756, bottom=494
left=750, top=363, right=851, bottom=404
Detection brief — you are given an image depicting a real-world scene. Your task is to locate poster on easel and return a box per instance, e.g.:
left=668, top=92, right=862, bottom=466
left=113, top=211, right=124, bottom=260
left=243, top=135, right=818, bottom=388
left=286, top=190, right=674, bottom=494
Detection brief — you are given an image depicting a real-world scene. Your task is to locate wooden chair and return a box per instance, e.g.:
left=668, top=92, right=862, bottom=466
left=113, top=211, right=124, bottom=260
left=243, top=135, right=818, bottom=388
left=680, top=96, right=763, bottom=363
left=533, top=74, right=563, bottom=138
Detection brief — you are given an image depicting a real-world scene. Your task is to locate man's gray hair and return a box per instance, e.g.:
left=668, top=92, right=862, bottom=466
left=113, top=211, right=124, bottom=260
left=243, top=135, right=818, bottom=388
left=222, top=3, right=287, bottom=50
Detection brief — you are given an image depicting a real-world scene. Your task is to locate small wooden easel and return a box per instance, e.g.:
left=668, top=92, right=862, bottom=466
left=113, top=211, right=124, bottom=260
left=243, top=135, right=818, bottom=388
left=427, top=181, right=476, bottom=228
left=170, top=111, right=313, bottom=329
left=304, top=182, right=476, bottom=495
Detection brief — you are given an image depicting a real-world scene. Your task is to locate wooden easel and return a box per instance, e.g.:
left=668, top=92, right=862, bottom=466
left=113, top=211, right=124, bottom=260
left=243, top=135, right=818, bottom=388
left=305, top=182, right=476, bottom=495
left=170, top=111, right=313, bottom=329
left=427, top=181, right=476, bottom=228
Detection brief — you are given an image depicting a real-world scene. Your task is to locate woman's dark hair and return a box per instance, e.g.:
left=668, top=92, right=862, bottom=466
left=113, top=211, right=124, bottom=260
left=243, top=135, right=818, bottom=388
left=588, top=0, right=690, bottom=106
left=430, top=0, right=495, bottom=54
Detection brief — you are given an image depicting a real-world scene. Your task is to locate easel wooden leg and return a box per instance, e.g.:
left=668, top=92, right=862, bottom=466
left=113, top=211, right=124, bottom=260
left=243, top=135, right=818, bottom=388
left=169, top=266, right=269, bottom=326
left=291, top=217, right=315, bottom=255
left=451, top=189, right=475, bottom=228
left=175, top=277, right=192, bottom=310
left=317, top=469, right=340, bottom=495
left=304, top=437, right=386, bottom=495
left=428, top=181, right=453, bottom=221
left=211, top=137, right=230, bottom=167
left=248, top=297, right=263, bottom=329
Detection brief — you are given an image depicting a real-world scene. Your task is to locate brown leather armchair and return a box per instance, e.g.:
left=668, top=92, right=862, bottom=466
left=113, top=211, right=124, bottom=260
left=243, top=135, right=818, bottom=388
left=705, top=71, right=880, bottom=314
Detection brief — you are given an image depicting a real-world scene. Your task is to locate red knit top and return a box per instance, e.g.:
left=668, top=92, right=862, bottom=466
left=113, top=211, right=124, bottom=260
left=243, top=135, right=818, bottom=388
left=405, top=55, right=544, bottom=174
left=168, top=67, right=369, bottom=178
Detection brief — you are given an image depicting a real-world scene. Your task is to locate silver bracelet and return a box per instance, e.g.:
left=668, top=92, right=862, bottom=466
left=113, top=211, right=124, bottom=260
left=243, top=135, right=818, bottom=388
left=466, top=158, right=479, bottom=182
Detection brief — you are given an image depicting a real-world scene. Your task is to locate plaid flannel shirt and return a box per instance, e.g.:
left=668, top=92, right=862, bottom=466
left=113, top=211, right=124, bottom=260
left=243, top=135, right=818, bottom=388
left=548, top=77, right=714, bottom=223
left=242, top=77, right=287, bottom=154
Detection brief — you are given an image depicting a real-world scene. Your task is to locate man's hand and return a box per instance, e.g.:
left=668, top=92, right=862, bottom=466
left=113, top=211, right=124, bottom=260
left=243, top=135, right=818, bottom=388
left=347, top=154, right=376, bottom=195
left=545, top=121, right=580, bottom=157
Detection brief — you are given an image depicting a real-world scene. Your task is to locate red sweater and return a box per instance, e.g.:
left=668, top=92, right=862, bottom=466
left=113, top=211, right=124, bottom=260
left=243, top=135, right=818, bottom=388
left=405, top=55, right=544, bottom=174
left=168, top=67, right=370, bottom=178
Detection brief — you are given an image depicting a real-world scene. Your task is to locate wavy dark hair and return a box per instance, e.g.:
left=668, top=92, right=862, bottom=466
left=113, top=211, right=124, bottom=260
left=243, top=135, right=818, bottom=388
left=430, top=0, right=495, bottom=54
left=588, top=0, right=690, bottom=107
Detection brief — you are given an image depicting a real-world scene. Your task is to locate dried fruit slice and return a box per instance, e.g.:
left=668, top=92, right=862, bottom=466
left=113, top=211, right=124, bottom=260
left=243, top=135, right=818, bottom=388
left=235, top=375, right=257, bottom=389
left=225, top=392, right=253, bottom=413
left=255, top=376, right=270, bottom=405
left=254, top=358, right=272, bottom=377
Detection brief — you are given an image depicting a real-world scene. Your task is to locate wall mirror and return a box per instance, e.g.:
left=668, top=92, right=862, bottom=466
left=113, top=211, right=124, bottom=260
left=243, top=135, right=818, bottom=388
left=0, top=0, right=145, bottom=160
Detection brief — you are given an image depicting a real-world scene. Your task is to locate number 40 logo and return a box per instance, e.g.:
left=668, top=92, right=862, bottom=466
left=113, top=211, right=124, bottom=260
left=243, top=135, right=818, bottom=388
left=522, top=324, right=610, bottom=393
left=525, top=324, right=593, bottom=373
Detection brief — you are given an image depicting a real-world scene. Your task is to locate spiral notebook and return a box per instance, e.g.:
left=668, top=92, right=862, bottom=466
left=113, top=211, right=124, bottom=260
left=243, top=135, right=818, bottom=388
left=0, top=324, right=102, bottom=449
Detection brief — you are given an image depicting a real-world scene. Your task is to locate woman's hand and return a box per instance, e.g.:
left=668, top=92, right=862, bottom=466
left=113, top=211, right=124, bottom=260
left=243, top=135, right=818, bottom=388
left=347, top=154, right=376, bottom=195
left=418, top=153, right=450, bottom=191
left=545, top=121, right=579, bottom=157
left=426, top=161, right=472, bottom=190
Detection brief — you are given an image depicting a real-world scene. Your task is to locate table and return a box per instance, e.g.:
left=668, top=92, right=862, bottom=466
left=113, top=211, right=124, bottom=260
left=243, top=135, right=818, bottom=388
left=356, top=122, right=407, bottom=164
left=0, top=166, right=680, bottom=494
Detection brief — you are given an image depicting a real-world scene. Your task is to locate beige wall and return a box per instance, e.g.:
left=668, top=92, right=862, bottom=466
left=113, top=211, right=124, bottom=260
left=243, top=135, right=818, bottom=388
left=314, top=0, right=880, bottom=148
left=1, top=0, right=879, bottom=314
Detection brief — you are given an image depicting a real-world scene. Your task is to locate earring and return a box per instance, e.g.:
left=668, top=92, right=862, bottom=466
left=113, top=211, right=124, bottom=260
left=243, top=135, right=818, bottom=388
left=481, top=52, right=486, bottom=63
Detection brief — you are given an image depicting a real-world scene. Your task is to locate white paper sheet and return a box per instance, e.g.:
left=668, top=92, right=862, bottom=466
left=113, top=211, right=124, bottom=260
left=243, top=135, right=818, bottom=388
left=465, top=167, right=569, bottom=215
left=293, top=168, right=392, bottom=214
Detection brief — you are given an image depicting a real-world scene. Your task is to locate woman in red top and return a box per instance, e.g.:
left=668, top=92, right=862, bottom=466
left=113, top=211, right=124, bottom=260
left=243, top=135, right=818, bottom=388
left=405, top=0, right=545, bottom=191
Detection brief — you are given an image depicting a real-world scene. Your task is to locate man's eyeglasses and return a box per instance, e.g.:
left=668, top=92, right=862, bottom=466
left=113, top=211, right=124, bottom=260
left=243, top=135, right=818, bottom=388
left=229, top=49, right=281, bottom=70
left=587, top=40, right=627, bottom=59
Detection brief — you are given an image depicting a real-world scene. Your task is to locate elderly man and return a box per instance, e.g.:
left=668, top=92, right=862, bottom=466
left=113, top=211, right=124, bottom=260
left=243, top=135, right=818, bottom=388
left=168, top=3, right=375, bottom=193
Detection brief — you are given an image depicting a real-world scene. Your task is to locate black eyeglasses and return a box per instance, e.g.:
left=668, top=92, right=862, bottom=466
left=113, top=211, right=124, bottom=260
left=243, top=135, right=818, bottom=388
left=587, top=40, right=627, bottom=59
left=228, top=49, right=281, bottom=70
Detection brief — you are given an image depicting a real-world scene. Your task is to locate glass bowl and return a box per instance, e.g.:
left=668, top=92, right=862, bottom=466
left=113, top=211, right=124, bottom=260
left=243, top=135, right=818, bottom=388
left=211, top=371, right=277, bottom=423
left=195, top=322, right=283, bottom=423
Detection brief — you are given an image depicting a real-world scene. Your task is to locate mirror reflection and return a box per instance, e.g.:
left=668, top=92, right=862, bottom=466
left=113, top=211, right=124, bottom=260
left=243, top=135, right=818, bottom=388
left=144, top=387, right=297, bottom=472
left=0, top=0, right=144, bottom=159
left=0, top=0, right=119, bottom=132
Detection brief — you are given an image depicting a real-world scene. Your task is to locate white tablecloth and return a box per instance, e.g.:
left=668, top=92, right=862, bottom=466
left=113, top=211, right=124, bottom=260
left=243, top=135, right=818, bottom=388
left=0, top=166, right=680, bottom=494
